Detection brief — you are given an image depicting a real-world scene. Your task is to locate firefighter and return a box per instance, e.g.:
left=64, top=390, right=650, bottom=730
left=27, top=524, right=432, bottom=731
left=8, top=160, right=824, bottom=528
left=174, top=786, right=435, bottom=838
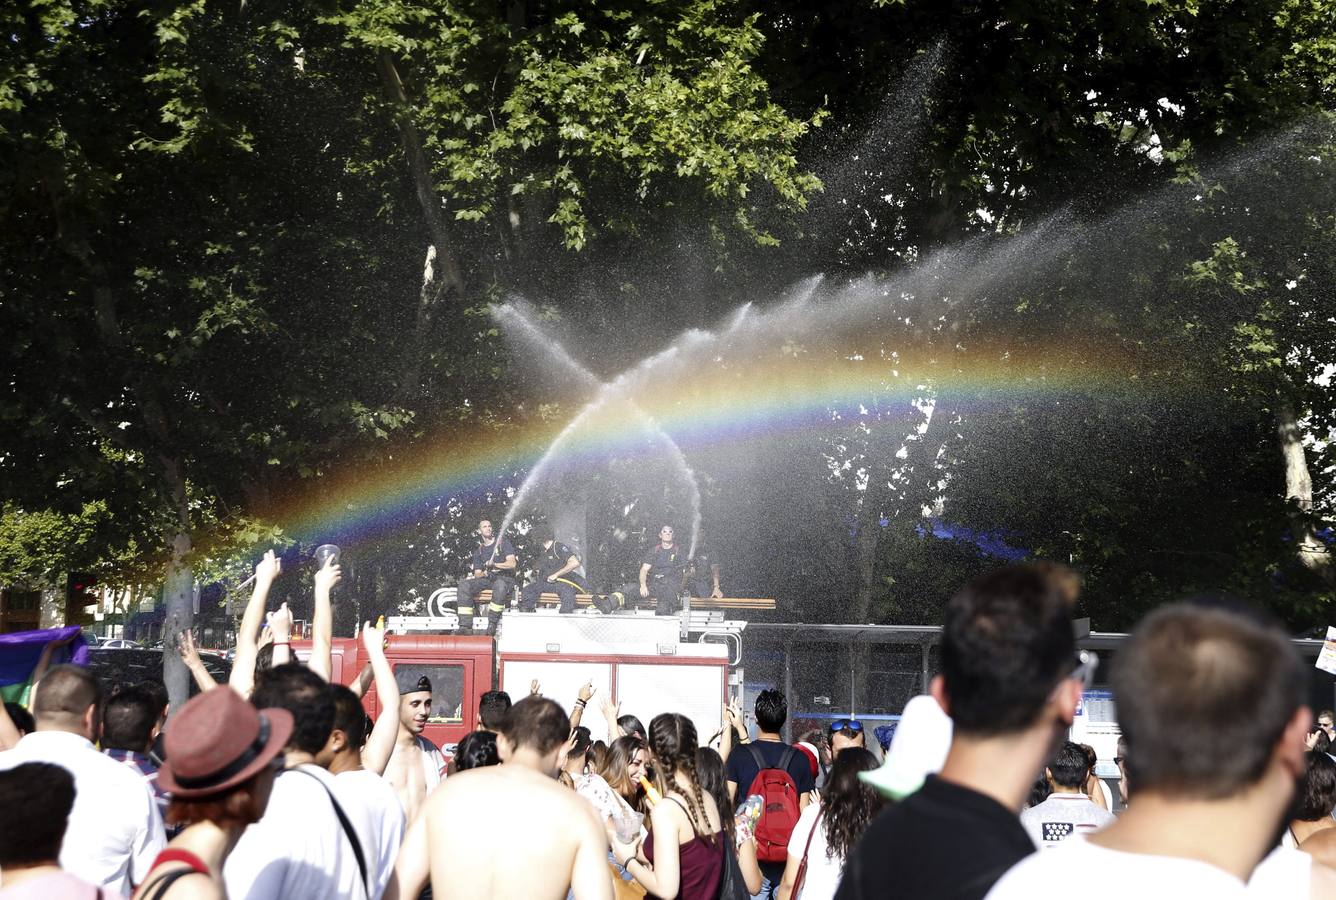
left=596, top=524, right=688, bottom=615
left=457, top=518, right=518, bottom=634
left=518, top=524, right=590, bottom=614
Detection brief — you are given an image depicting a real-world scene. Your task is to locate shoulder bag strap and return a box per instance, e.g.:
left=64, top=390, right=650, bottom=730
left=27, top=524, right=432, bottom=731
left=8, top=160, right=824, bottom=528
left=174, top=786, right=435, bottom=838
left=139, top=867, right=203, bottom=900
left=792, top=809, right=821, bottom=899
left=284, top=768, right=370, bottom=897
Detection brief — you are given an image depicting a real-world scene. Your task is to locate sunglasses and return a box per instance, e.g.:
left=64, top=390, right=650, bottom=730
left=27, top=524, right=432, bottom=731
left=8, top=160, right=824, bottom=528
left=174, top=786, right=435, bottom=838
left=829, top=719, right=863, bottom=735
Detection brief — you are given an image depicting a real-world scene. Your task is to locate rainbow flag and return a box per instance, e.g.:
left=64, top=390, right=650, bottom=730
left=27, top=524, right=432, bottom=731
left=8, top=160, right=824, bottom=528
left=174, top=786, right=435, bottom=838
left=0, top=626, right=89, bottom=706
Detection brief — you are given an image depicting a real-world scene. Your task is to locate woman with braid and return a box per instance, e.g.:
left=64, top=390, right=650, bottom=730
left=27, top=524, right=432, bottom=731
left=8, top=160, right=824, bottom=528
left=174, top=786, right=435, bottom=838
left=613, top=713, right=724, bottom=900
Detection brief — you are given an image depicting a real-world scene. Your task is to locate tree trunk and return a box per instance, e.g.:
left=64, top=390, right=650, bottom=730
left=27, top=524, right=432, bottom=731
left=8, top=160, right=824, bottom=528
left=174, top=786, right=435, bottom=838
left=1277, top=400, right=1332, bottom=584
left=162, top=531, right=193, bottom=713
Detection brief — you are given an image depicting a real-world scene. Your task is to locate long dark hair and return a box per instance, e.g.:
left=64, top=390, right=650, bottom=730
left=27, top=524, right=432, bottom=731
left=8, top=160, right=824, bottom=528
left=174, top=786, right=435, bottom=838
left=696, top=746, right=734, bottom=839
left=821, top=748, right=883, bottom=861
left=598, top=735, right=647, bottom=804
left=648, top=713, right=714, bottom=841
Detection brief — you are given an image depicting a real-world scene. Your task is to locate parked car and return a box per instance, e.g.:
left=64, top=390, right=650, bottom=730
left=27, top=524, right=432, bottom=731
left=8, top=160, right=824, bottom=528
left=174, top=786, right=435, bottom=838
left=86, top=648, right=232, bottom=698
left=98, top=639, right=143, bottom=650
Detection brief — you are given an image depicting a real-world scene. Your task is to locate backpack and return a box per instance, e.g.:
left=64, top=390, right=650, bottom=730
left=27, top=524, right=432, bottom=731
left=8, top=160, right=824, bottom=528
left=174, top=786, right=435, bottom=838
left=744, top=744, right=802, bottom=864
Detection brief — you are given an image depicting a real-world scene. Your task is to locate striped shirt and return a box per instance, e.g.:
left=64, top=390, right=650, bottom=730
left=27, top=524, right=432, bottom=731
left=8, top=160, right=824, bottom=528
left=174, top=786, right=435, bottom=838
left=104, top=748, right=172, bottom=830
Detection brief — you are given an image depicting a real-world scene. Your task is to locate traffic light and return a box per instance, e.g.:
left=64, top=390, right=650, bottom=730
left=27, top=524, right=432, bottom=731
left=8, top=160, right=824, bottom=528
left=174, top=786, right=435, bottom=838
left=65, top=572, right=97, bottom=626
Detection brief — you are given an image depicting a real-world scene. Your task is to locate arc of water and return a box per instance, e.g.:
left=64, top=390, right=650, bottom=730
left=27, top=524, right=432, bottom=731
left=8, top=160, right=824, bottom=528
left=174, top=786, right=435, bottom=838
left=493, top=302, right=705, bottom=557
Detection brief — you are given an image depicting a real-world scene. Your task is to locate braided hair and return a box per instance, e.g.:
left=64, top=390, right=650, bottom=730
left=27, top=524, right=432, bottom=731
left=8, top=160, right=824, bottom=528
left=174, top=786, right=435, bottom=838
left=648, top=713, right=716, bottom=844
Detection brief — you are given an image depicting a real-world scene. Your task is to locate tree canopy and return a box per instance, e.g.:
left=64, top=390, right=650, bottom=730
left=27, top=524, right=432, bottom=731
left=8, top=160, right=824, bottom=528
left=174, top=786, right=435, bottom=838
left=1, top=0, right=1333, bottom=639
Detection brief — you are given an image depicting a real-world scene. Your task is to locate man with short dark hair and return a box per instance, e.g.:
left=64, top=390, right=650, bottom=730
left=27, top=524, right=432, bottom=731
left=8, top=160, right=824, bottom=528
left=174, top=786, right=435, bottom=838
left=987, top=601, right=1313, bottom=898
left=1020, top=741, right=1114, bottom=849
left=478, top=689, right=512, bottom=732
left=0, top=761, right=104, bottom=896
left=457, top=518, right=518, bottom=634
left=836, top=564, right=1083, bottom=900
left=327, top=683, right=406, bottom=900
left=383, top=671, right=447, bottom=824
left=101, top=685, right=172, bottom=830
left=223, top=663, right=363, bottom=900
left=725, top=688, right=814, bottom=899
left=390, top=696, right=612, bottom=899
left=519, top=524, right=590, bottom=614
left=0, top=665, right=165, bottom=895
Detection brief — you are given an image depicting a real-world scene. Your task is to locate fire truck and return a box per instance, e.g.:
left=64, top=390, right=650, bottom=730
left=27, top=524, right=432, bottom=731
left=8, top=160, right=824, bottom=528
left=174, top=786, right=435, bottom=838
left=302, top=597, right=760, bottom=754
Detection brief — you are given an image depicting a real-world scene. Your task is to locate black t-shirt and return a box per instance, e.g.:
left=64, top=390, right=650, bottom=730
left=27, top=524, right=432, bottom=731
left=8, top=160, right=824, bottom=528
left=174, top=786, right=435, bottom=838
left=534, top=541, right=589, bottom=590
left=724, top=740, right=816, bottom=797
left=641, top=543, right=688, bottom=581
left=690, top=547, right=719, bottom=579
left=470, top=537, right=517, bottom=573
left=833, top=775, right=1034, bottom=900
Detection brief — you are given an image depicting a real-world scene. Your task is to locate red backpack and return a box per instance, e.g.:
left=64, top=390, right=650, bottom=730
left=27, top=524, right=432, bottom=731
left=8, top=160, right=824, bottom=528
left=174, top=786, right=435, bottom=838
left=744, top=744, right=802, bottom=864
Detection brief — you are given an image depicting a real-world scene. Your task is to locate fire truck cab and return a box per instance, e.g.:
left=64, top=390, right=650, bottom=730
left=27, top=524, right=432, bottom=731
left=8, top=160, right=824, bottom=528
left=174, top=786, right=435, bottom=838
left=306, top=610, right=747, bottom=755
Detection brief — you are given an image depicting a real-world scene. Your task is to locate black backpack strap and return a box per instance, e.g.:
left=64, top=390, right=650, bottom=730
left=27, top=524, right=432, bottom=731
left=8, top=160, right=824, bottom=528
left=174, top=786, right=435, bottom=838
left=138, top=867, right=206, bottom=900
left=777, top=746, right=797, bottom=776
left=745, top=743, right=767, bottom=773
left=284, top=768, right=369, bottom=897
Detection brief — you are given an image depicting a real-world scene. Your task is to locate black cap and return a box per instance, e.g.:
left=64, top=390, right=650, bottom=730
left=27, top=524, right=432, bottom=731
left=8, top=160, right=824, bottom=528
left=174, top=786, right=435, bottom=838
left=398, top=673, right=432, bottom=695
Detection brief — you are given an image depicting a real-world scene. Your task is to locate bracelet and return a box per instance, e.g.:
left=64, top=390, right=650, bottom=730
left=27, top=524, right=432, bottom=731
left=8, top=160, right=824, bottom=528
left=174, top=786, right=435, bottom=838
left=575, top=699, right=587, bottom=708
left=273, top=641, right=291, bottom=647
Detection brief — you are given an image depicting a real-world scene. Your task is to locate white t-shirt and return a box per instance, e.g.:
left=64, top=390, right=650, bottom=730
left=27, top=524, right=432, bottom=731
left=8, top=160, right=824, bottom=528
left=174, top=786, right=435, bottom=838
left=786, top=804, right=843, bottom=900
left=1247, top=846, right=1311, bottom=897
left=985, top=836, right=1248, bottom=900
left=0, top=731, right=165, bottom=896
left=224, top=764, right=365, bottom=900
left=1019, top=793, right=1115, bottom=849
left=416, top=735, right=446, bottom=796
left=334, top=769, right=406, bottom=900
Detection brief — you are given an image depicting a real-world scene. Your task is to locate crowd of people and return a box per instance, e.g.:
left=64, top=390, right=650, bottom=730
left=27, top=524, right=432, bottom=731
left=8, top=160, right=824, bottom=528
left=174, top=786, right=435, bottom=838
left=0, top=558, right=1333, bottom=899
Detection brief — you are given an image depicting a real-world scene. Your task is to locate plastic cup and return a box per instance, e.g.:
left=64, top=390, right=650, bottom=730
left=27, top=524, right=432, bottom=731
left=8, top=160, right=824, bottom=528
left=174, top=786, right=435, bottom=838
left=314, top=544, right=340, bottom=569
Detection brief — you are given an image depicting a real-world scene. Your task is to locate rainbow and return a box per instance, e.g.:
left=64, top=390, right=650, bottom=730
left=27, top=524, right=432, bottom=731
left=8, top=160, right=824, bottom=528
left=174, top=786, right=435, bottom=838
left=275, top=341, right=1139, bottom=546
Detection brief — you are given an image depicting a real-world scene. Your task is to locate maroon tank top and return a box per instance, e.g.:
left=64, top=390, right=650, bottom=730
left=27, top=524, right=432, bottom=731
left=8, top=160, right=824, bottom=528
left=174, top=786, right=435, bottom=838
left=643, top=797, right=725, bottom=900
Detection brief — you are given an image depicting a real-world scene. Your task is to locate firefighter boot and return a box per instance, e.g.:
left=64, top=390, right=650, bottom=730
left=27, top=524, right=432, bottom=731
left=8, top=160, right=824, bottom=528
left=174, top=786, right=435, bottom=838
left=456, top=606, right=475, bottom=634
left=484, top=601, right=506, bottom=636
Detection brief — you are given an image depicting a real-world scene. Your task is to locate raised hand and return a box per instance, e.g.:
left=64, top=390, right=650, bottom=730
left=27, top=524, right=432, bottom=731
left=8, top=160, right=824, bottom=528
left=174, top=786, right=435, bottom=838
left=254, top=549, right=282, bottom=587
left=267, top=602, right=293, bottom=641
left=578, top=680, right=596, bottom=703
left=177, top=629, right=202, bottom=667
left=314, top=557, right=342, bottom=595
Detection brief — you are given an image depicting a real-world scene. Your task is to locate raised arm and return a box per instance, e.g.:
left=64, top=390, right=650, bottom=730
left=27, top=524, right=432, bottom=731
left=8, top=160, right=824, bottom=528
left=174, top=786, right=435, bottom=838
left=229, top=550, right=281, bottom=697
left=720, top=696, right=744, bottom=763
left=360, top=621, right=400, bottom=776
left=267, top=603, right=293, bottom=667
left=177, top=630, right=218, bottom=693
left=571, top=680, right=595, bottom=728
left=309, top=557, right=341, bottom=681
left=600, top=692, right=623, bottom=739
left=350, top=661, right=374, bottom=699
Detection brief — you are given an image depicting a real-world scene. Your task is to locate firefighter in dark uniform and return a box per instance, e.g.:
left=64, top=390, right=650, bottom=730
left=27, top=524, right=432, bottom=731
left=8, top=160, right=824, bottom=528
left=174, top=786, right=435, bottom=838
left=597, top=524, right=689, bottom=615
left=518, top=524, right=590, bottom=614
left=687, top=539, right=723, bottom=599
left=457, top=518, right=518, bottom=634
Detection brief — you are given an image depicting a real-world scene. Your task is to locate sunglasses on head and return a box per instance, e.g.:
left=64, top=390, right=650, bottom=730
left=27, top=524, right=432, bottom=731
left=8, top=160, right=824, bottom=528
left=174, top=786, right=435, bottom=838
left=829, top=719, right=863, bottom=735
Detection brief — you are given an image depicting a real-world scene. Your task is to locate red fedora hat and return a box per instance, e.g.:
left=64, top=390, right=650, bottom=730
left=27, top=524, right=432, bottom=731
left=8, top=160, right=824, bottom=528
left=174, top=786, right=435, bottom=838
left=158, top=688, right=294, bottom=799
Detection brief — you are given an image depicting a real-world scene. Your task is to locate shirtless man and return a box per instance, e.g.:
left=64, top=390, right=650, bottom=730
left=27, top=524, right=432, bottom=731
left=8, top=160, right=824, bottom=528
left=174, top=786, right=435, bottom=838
left=387, top=696, right=612, bottom=900
left=382, top=673, right=446, bottom=823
